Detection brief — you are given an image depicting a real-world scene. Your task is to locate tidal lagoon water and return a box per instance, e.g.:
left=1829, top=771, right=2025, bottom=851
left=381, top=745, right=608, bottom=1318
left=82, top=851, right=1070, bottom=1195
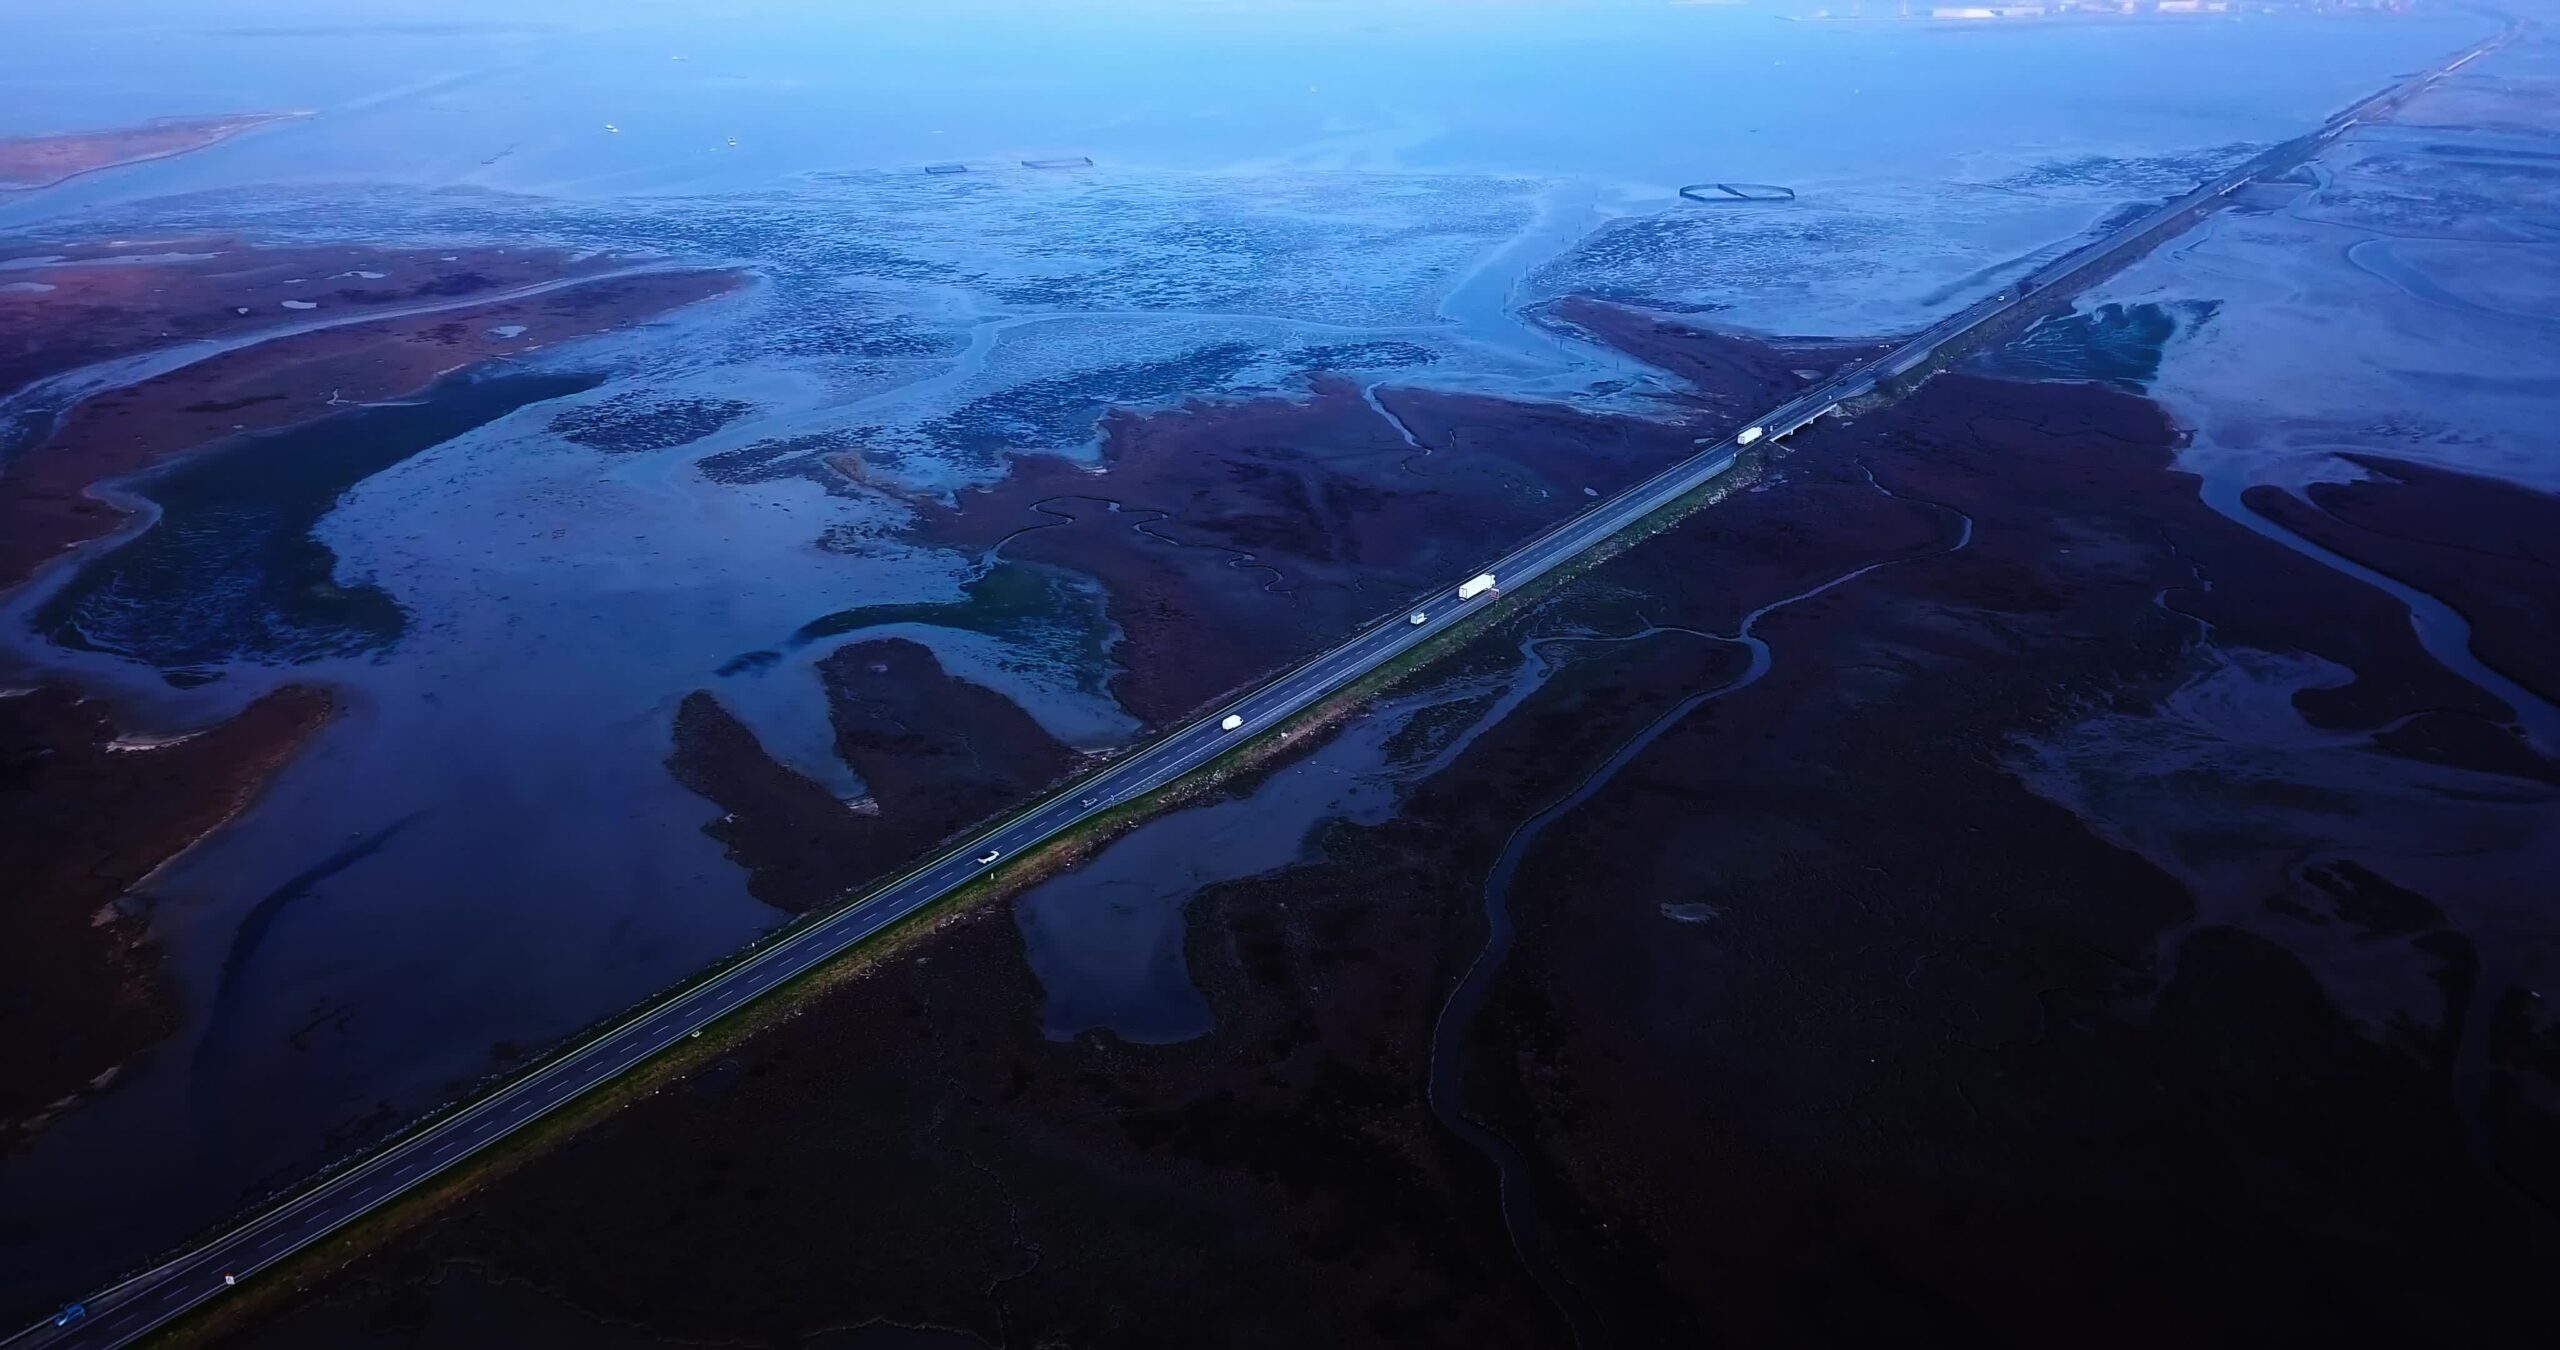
left=40, top=371, right=602, bottom=673
left=0, top=0, right=2498, bottom=1315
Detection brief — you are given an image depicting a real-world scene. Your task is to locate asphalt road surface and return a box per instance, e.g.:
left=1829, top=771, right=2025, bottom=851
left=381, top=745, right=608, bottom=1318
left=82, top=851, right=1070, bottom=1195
left=9, top=24, right=2510, bottom=1347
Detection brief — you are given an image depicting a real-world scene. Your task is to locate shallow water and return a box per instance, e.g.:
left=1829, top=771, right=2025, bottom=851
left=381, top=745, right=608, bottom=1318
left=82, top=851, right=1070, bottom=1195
left=1013, top=693, right=1429, bottom=1044
left=4, top=3, right=2478, bottom=213
left=2083, top=36, right=2560, bottom=746
left=0, top=0, right=2494, bottom=1313
left=42, top=370, right=600, bottom=671
left=2011, top=25, right=2560, bottom=1213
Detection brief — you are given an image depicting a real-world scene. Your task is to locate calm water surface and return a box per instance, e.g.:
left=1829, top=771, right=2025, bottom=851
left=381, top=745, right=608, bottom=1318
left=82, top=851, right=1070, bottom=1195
left=0, top=0, right=2492, bottom=1315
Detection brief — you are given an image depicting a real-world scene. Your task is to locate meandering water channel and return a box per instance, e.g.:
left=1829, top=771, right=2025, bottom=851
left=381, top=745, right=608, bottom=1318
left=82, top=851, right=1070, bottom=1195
left=1425, top=468, right=1975, bottom=1345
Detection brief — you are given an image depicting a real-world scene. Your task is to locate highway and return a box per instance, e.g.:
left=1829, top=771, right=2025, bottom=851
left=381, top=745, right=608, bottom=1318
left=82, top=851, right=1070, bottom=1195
left=8, top=23, right=2511, bottom=1348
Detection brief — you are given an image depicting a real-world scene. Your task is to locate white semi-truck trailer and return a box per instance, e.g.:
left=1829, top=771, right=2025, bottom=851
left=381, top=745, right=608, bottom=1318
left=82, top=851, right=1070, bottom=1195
left=1736, top=425, right=1765, bottom=446
left=1458, top=572, right=1498, bottom=601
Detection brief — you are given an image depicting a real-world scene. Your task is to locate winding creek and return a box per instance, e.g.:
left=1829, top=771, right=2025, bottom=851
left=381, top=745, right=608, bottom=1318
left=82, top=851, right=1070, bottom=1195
left=2198, top=469, right=2560, bottom=755
left=1425, top=467, right=1976, bottom=1345
left=0, top=3, right=2523, bottom=1325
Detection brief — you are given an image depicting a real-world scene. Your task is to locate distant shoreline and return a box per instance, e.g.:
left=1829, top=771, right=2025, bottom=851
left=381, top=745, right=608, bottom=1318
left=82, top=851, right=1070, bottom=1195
left=1788, top=8, right=2251, bottom=24
left=0, top=111, right=312, bottom=194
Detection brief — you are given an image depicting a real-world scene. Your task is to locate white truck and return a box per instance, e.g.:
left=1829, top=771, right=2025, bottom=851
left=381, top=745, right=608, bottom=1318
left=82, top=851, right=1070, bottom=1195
left=1457, top=572, right=1498, bottom=601
left=1736, top=425, right=1765, bottom=447
left=1220, top=713, right=1244, bottom=732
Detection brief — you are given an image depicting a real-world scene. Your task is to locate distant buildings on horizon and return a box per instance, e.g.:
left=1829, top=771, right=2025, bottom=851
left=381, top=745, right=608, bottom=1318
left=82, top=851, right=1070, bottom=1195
left=1798, top=0, right=2422, bottom=21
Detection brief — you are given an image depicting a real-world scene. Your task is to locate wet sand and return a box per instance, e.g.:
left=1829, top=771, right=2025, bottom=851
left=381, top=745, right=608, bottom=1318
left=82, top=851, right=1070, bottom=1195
left=0, top=114, right=304, bottom=193
left=0, top=682, right=331, bottom=1147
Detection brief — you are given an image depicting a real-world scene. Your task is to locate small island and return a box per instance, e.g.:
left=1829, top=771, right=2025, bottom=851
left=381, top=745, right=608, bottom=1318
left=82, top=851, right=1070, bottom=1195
left=0, top=111, right=309, bottom=192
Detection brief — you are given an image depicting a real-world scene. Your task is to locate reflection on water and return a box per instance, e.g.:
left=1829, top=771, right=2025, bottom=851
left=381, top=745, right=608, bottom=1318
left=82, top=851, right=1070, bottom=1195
left=1014, top=685, right=1451, bottom=1043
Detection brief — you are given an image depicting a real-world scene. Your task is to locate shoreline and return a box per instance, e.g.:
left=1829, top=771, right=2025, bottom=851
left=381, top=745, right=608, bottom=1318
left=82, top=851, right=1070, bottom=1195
left=0, top=244, right=751, bottom=592
left=0, top=241, right=750, bottom=1164
left=0, top=114, right=311, bottom=195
